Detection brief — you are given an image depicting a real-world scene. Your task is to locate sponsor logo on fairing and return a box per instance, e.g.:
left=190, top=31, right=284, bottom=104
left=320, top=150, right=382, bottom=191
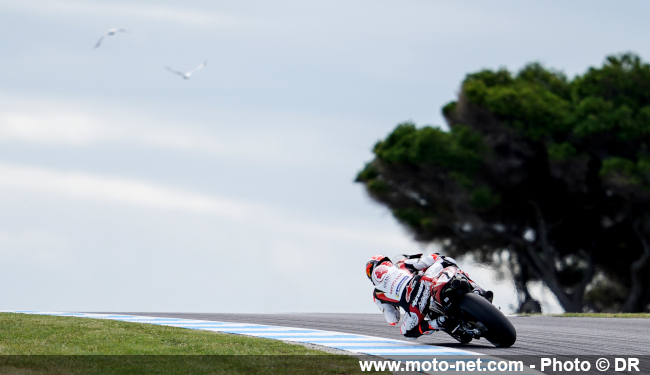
left=411, top=283, right=423, bottom=307
left=418, top=281, right=432, bottom=312
left=436, top=271, right=450, bottom=286
left=390, top=278, right=398, bottom=294
left=405, top=280, right=415, bottom=302
left=395, top=276, right=408, bottom=296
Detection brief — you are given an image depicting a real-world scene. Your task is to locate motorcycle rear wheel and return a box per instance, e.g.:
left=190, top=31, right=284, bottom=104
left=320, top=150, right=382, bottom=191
left=458, top=293, right=516, bottom=348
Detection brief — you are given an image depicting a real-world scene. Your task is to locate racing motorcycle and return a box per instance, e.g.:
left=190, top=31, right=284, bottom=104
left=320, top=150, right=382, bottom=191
left=394, top=254, right=516, bottom=348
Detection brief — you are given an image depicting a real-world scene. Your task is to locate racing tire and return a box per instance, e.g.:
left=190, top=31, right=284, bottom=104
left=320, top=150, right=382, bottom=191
left=458, top=293, right=516, bottom=348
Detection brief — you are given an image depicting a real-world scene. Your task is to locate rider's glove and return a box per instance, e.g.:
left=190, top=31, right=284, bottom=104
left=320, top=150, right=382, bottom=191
left=402, top=259, right=419, bottom=273
left=441, top=256, right=457, bottom=267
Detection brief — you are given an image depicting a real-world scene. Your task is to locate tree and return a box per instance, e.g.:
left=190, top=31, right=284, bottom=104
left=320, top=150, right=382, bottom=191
left=356, top=53, right=650, bottom=312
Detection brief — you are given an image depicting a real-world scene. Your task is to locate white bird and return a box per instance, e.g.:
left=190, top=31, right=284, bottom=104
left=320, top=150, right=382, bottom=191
left=165, top=61, right=208, bottom=80
left=94, top=28, right=129, bottom=49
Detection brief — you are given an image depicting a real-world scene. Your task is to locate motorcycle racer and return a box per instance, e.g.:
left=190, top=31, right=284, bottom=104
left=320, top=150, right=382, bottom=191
left=366, top=253, right=491, bottom=340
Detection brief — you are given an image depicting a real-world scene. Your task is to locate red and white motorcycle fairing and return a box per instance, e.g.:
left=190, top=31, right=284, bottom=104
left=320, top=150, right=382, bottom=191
left=371, top=254, right=458, bottom=336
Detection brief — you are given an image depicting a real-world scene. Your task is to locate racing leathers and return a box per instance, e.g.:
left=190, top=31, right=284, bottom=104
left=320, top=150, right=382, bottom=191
left=371, top=254, right=484, bottom=339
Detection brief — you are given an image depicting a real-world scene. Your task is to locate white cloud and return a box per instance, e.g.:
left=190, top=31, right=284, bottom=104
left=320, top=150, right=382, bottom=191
left=0, top=163, right=249, bottom=218
left=0, top=232, right=67, bottom=249
left=0, top=0, right=242, bottom=27
left=0, top=103, right=282, bottom=162
left=0, top=94, right=366, bottom=166
left=0, top=109, right=229, bottom=151
left=0, top=112, right=110, bottom=145
left=0, top=232, right=71, bottom=265
left=0, top=163, right=411, bottom=248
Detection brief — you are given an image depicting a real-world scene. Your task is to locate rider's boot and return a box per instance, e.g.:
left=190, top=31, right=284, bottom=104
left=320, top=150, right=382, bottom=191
left=416, top=316, right=446, bottom=337
left=429, top=316, right=446, bottom=330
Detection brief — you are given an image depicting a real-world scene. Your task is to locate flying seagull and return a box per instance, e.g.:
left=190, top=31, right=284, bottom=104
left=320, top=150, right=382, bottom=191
left=94, top=28, right=129, bottom=49
left=165, top=61, right=208, bottom=80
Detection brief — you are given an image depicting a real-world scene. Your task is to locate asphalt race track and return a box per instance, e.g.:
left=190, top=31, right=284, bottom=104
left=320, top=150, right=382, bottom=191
left=100, top=313, right=650, bottom=356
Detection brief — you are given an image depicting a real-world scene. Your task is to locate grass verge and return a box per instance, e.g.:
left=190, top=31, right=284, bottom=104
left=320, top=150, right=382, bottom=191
left=517, top=313, right=650, bottom=318
left=0, top=313, right=385, bottom=374
left=551, top=313, right=650, bottom=318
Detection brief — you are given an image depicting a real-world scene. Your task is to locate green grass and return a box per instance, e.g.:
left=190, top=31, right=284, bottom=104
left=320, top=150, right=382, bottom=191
left=551, top=313, right=650, bottom=318
left=517, top=312, right=650, bottom=318
left=0, top=313, right=385, bottom=374
left=0, top=312, right=321, bottom=355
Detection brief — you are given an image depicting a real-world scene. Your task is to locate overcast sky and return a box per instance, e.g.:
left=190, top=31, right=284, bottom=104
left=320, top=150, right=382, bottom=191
left=1, top=0, right=649, bottom=314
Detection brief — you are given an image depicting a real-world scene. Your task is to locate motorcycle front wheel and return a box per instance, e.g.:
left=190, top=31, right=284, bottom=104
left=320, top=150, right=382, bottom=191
left=458, top=293, right=516, bottom=348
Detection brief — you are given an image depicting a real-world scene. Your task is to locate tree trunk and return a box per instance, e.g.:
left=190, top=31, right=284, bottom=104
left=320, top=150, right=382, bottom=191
left=521, top=244, right=581, bottom=312
left=512, top=254, right=542, bottom=313
left=525, top=201, right=587, bottom=312
left=622, top=216, right=650, bottom=312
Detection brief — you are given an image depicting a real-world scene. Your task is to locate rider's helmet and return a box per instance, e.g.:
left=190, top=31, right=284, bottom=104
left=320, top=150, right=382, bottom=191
left=365, top=254, right=392, bottom=281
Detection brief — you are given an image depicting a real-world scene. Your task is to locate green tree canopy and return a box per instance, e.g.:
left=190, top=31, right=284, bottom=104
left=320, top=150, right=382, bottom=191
left=357, top=53, right=650, bottom=312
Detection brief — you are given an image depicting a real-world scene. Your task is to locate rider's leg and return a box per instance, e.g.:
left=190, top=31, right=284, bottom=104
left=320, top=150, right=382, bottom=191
left=400, top=311, right=421, bottom=337
left=374, top=297, right=400, bottom=325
